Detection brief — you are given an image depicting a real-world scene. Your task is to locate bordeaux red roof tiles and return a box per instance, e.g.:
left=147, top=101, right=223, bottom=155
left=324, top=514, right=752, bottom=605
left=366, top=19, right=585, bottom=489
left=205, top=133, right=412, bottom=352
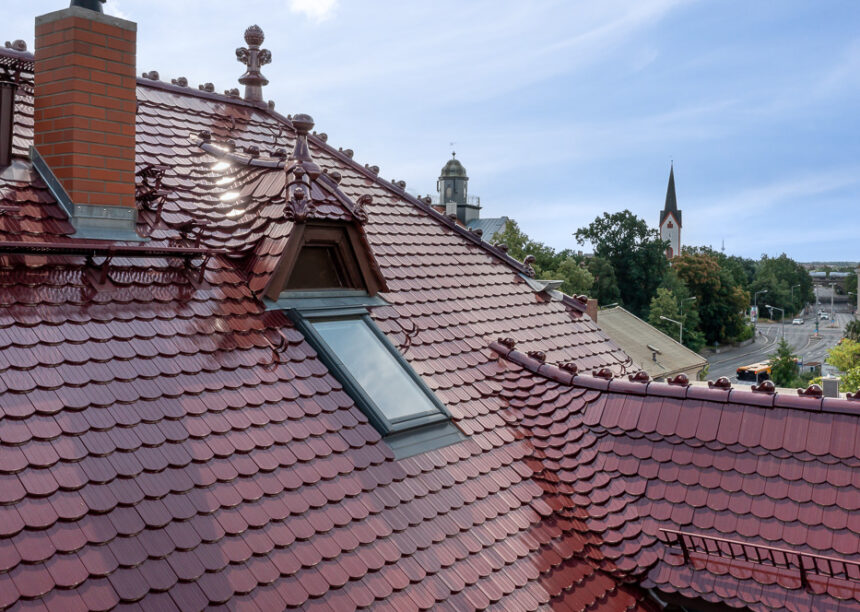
left=492, top=341, right=860, bottom=612
left=0, top=24, right=859, bottom=612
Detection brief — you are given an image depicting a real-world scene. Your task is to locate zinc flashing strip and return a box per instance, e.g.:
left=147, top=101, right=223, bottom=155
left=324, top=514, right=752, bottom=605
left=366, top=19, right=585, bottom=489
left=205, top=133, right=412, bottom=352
left=30, top=146, right=145, bottom=242
left=30, top=146, right=72, bottom=218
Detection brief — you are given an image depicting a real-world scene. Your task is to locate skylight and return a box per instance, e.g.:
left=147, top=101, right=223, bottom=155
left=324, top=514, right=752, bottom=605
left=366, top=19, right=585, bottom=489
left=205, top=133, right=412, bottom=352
left=288, top=309, right=464, bottom=458
left=311, top=318, right=442, bottom=424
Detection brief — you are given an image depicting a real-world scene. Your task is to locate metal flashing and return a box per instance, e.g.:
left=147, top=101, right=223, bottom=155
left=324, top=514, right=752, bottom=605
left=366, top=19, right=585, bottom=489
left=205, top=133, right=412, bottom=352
left=519, top=273, right=564, bottom=301
left=30, top=146, right=145, bottom=242
left=29, top=146, right=72, bottom=218
left=268, top=290, right=389, bottom=313
left=385, top=420, right=466, bottom=460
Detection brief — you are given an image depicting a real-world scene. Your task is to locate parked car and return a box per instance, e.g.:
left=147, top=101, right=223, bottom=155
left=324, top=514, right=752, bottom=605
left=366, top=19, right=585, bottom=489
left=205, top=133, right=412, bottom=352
left=792, top=318, right=804, bottom=325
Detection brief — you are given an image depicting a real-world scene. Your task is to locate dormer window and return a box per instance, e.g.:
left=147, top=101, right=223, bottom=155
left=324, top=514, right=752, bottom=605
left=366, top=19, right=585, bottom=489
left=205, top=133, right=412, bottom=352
left=286, top=245, right=346, bottom=290
left=267, top=222, right=380, bottom=298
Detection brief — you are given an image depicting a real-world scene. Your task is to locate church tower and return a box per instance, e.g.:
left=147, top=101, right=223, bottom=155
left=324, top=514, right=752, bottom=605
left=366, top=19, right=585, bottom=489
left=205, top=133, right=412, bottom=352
left=659, top=164, right=682, bottom=258
left=437, top=153, right=479, bottom=224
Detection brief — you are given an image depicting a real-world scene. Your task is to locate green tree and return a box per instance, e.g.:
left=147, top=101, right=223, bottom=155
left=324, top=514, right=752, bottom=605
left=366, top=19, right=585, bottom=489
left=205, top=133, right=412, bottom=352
left=648, top=287, right=705, bottom=351
left=648, top=288, right=682, bottom=339
left=826, top=339, right=860, bottom=373
left=845, top=320, right=860, bottom=342
left=769, top=338, right=800, bottom=387
left=824, top=339, right=860, bottom=393
left=574, top=210, right=668, bottom=317
left=682, top=246, right=756, bottom=291
left=491, top=220, right=595, bottom=298
left=541, top=258, right=594, bottom=297
left=491, top=220, right=561, bottom=276
left=658, top=269, right=703, bottom=346
left=846, top=270, right=857, bottom=301
left=750, top=254, right=814, bottom=318
left=587, top=256, right=621, bottom=305
left=673, top=252, right=748, bottom=345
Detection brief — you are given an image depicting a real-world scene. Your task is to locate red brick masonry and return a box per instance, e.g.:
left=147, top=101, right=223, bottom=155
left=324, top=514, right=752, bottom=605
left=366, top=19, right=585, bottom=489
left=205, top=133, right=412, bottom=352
left=34, top=9, right=137, bottom=209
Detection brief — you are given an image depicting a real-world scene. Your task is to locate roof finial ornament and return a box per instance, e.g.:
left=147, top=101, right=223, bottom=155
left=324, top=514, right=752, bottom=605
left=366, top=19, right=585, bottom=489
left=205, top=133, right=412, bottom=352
left=236, top=25, right=271, bottom=104
left=70, top=0, right=106, bottom=13
left=283, top=114, right=322, bottom=223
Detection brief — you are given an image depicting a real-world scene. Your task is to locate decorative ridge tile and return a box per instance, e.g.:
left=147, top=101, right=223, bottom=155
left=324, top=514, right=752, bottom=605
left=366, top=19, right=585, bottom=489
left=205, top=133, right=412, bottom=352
left=490, top=340, right=859, bottom=418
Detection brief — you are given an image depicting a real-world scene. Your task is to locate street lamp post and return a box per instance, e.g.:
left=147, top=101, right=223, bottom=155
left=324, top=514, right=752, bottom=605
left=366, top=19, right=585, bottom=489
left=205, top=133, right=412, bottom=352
left=753, top=290, right=767, bottom=337
left=766, top=305, right=784, bottom=339
left=790, top=284, right=800, bottom=315
left=660, top=315, right=683, bottom=345
left=830, top=282, right=835, bottom=323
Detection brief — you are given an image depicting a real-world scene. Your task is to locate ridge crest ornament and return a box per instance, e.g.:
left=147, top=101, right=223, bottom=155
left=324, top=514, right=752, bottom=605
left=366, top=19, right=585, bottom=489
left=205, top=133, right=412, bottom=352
left=236, top=25, right=271, bottom=103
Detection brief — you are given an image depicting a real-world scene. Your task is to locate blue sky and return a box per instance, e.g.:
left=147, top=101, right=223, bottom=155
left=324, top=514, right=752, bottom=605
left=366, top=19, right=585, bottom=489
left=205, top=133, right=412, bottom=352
left=14, top=0, right=860, bottom=261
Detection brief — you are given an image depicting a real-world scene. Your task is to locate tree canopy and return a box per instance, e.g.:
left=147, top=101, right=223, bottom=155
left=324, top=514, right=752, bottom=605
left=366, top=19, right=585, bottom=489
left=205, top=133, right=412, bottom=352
left=768, top=338, right=799, bottom=388
left=748, top=254, right=814, bottom=319
left=672, top=251, right=748, bottom=345
left=491, top=220, right=594, bottom=297
left=574, top=210, right=668, bottom=317
left=648, top=271, right=705, bottom=351
left=825, top=338, right=860, bottom=393
left=491, top=214, right=817, bottom=351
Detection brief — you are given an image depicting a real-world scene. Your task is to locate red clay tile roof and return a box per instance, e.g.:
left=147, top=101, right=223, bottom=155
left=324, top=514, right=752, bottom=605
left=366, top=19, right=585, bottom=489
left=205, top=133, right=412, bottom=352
left=0, top=46, right=655, bottom=610
left=492, top=341, right=860, bottom=612
left=4, top=35, right=859, bottom=610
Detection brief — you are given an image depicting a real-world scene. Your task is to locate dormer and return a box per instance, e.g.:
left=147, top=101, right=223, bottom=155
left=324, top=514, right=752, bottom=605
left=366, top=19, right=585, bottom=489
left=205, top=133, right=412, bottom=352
left=263, top=114, right=387, bottom=304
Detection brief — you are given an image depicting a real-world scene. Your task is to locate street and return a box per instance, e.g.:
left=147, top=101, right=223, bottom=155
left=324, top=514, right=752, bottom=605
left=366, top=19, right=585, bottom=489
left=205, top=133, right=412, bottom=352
left=706, top=287, right=855, bottom=384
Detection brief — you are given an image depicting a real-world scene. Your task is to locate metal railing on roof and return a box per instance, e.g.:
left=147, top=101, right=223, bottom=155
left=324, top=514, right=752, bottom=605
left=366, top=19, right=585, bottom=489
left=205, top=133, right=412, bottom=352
left=660, top=528, right=860, bottom=592
left=430, top=195, right=481, bottom=207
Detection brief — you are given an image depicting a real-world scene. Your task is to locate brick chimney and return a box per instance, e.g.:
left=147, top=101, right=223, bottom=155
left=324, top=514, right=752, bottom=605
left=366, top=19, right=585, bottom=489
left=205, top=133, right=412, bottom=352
left=586, top=298, right=598, bottom=322
left=32, top=4, right=140, bottom=239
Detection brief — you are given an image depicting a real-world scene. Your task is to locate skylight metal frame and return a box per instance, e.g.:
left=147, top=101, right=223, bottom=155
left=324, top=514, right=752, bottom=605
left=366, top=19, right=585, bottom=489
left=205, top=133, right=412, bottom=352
left=286, top=303, right=463, bottom=458
left=289, top=307, right=452, bottom=435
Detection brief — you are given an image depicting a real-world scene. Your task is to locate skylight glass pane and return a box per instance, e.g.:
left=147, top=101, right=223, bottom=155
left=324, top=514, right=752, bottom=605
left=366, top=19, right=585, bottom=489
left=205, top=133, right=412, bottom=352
left=311, top=318, right=440, bottom=422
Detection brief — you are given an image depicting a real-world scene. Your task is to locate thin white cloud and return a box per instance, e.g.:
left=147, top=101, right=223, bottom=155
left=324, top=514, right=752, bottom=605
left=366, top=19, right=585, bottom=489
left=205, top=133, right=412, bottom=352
left=104, top=1, right=130, bottom=20
left=289, top=0, right=338, bottom=22
left=698, top=167, right=860, bottom=218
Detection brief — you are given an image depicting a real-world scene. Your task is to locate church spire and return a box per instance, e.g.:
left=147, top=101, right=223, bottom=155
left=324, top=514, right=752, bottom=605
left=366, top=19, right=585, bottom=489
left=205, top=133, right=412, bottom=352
left=660, top=163, right=681, bottom=227
left=659, top=163, right=682, bottom=259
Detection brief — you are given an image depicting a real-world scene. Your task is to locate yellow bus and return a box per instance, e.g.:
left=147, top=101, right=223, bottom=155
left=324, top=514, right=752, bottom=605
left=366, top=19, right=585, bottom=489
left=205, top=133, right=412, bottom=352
left=736, top=362, right=771, bottom=383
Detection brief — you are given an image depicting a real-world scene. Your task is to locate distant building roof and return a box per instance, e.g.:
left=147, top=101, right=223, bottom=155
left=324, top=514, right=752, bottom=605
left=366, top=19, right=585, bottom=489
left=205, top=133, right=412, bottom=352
left=439, top=153, right=467, bottom=178
left=467, top=216, right=508, bottom=241
left=596, top=306, right=706, bottom=379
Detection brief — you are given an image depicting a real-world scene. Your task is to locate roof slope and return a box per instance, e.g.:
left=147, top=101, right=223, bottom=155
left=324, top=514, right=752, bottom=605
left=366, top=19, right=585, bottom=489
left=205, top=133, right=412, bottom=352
left=0, top=47, right=650, bottom=610
left=493, top=342, right=860, bottom=612
left=596, top=307, right=706, bottom=379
